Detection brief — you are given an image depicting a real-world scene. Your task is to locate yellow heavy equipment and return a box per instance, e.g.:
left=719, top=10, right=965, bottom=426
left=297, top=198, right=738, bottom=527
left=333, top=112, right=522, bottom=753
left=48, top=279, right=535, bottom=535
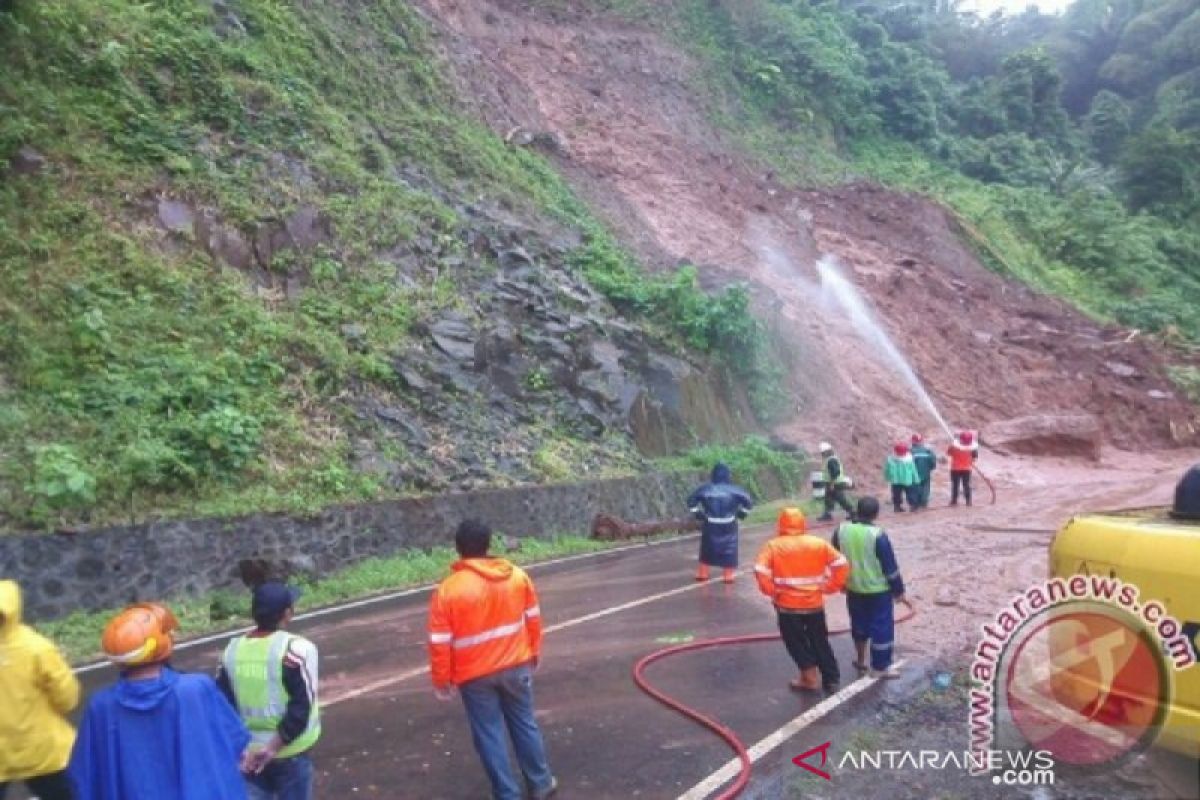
left=1049, top=464, right=1200, bottom=757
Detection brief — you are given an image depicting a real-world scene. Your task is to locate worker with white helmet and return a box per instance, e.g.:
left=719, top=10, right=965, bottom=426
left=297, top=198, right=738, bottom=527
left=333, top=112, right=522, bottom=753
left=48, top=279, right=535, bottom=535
left=817, top=442, right=855, bottom=522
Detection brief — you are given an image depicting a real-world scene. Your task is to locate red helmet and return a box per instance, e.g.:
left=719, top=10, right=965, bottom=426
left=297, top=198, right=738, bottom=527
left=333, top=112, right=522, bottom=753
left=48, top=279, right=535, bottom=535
left=911, top=433, right=923, bottom=444
left=893, top=442, right=909, bottom=456
left=959, top=430, right=975, bottom=444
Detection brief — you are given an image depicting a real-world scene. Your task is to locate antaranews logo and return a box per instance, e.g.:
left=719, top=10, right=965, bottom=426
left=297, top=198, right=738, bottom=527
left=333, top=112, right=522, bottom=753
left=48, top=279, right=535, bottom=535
left=970, top=574, right=1196, bottom=772
left=793, top=741, right=1056, bottom=786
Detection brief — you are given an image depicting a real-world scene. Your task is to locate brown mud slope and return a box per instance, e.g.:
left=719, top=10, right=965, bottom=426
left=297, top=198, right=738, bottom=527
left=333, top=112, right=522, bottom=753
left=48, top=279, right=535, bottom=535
left=419, top=0, right=1198, bottom=467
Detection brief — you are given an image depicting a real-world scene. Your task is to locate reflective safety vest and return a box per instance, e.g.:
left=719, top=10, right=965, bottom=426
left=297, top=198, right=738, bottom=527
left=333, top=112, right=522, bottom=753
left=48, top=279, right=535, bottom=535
left=222, top=632, right=320, bottom=757
left=823, top=455, right=852, bottom=487
left=838, top=523, right=889, bottom=594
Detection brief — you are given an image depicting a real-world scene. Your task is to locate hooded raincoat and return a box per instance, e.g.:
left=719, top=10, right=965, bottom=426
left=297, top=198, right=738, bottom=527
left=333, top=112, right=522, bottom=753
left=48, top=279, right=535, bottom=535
left=687, top=463, right=754, bottom=568
left=0, top=580, right=79, bottom=783
left=69, top=667, right=250, bottom=800
left=754, top=514, right=849, bottom=611
left=883, top=453, right=919, bottom=487
left=428, top=558, right=543, bottom=688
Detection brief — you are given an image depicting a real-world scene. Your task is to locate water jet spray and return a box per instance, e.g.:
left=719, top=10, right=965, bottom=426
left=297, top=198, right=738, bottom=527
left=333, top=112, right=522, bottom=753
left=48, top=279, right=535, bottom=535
left=815, top=255, right=954, bottom=438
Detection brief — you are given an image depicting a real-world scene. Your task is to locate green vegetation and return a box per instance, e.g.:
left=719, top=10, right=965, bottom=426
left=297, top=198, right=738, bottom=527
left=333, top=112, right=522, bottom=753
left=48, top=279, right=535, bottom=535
left=661, top=435, right=805, bottom=498
left=39, top=533, right=648, bottom=663
left=571, top=233, right=786, bottom=420
left=1169, top=365, right=1200, bottom=404
left=0, top=0, right=777, bottom=529
left=574, top=0, right=1200, bottom=346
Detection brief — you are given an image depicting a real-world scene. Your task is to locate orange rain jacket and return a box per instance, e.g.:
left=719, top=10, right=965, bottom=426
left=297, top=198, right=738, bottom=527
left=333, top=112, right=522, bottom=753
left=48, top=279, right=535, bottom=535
left=948, top=439, right=979, bottom=471
left=754, top=510, right=849, bottom=611
left=428, top=558, right=543, bottom=688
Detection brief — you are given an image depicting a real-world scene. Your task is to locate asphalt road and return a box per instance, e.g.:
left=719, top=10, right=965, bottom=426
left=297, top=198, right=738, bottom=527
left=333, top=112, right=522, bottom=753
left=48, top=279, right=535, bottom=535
left=63, top=523, right=910, bottom=799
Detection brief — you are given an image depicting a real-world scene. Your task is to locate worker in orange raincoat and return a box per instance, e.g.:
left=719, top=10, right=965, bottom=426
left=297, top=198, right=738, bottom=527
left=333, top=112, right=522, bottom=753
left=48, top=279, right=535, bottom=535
left=754, top=508, right=849, bottom=694
left=428, top=519, right=557, bottom=800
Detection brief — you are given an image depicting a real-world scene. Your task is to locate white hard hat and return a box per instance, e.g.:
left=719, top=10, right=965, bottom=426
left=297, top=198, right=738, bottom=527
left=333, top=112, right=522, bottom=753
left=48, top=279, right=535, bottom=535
left=818, top=442, right=832, bottom=453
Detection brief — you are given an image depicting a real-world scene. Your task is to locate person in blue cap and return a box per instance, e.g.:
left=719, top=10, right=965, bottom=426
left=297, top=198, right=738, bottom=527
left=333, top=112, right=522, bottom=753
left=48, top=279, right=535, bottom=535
left=216, top=583, right=320, bottom=800
left=687, top=463, right=754, bottom=583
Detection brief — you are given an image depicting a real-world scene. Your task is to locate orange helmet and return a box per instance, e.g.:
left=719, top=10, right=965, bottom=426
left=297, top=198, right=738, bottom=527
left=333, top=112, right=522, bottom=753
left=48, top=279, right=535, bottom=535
left=777, top=507, right=807, bottom=536
left=102, top=603, right=179, bottom=666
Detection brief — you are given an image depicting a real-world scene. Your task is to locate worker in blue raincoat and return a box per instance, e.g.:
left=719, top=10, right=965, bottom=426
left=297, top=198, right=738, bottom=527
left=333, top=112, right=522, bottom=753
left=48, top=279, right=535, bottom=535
left=69, top=603, right=250, bottom=800
left=687, top=463, right=753, bottom=583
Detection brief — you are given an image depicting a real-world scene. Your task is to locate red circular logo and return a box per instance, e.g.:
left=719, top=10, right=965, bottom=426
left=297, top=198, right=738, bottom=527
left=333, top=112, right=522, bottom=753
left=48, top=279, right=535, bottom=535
left=1003, top=605, right=1167, bottom=765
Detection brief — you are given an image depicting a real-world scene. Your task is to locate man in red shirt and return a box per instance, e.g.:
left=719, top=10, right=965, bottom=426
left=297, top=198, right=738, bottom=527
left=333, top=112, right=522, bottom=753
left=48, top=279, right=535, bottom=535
left=947, top=430, right=979, bottom=506
left=428, top=519, right=557, bottom=800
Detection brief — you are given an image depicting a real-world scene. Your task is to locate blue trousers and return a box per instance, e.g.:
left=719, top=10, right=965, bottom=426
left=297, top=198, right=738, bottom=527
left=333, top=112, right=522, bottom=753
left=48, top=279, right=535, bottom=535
left=459, top=663, right=554, bottom=800
left=245, top=753, right=313, bottom=800
left=847, top=592, right=895, bottom=671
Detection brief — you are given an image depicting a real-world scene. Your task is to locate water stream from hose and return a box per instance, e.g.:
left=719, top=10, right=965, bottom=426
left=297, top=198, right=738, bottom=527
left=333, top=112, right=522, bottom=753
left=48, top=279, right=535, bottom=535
left=816, top=255, right=954, bottom=438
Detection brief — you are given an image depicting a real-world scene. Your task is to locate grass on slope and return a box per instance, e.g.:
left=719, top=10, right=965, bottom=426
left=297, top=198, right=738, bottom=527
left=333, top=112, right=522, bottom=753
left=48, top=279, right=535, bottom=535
left=0, top=0, right=780, bottom=530
left=40, top=533, right=649, bottom=664
left=0, top=0, right=575, bottom=529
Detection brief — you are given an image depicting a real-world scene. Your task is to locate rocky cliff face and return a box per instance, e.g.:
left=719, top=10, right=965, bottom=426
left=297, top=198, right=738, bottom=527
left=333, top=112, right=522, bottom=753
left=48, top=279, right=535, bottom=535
left=149, top=184, right=757, bottom=497
left=353, top=203, right=759, bottom=491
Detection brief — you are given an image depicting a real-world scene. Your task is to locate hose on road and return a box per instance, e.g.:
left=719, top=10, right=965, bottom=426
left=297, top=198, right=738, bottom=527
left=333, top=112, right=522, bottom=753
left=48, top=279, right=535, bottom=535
left=974, top=464, right=998, bottom=506
left=630, top=470, right=991, bottom=799
left=632, top=592, right=916, bottom=800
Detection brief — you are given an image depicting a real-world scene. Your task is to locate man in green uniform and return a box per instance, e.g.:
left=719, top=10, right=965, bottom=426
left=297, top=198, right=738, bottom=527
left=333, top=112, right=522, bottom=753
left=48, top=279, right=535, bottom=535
left=816, top=442, right=855, bottom=522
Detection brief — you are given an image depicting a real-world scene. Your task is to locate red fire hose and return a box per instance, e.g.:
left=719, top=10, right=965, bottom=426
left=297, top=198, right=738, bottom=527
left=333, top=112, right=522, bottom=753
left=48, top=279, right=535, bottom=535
left=974, top=464, right=997, bottom=506
left=632, top=597, right=916, bottom=799
left=628, top=472, right=997, bottom=799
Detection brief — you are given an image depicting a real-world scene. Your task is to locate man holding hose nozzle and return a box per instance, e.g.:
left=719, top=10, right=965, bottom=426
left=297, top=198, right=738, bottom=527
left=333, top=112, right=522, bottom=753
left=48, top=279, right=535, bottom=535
left=948, top=430, right=979, bottom=507
left=832, top=497, right=907, bottom=679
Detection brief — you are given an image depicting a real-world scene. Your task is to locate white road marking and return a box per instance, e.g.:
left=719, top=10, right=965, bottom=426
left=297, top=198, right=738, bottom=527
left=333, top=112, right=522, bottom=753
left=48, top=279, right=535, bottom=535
left=676, top=660, right=909, bottom=800
left=73, top=533, right=699, bottom=675
left=323, top=570, right=740, bottom=707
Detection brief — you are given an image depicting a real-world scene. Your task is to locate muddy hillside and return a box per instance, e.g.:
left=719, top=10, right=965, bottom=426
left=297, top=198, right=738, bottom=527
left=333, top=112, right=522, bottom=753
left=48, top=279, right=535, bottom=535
left=418, top=0, right=1199, bottom=470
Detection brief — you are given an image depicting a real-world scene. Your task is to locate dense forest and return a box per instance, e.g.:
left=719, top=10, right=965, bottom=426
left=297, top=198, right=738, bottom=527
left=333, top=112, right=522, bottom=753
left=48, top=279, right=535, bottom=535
left=587, top=0, right=1200, bottom=340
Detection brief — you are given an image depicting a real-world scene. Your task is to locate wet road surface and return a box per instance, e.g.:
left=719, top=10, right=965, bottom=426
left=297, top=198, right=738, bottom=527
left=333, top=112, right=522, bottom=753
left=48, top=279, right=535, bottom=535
left=63, top=452, right=1200, bottom=799
left=68, top=523, right=907, bottom=799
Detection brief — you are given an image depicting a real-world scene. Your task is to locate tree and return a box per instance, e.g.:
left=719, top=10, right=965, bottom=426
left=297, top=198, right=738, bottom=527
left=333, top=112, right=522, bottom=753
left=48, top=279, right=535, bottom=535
left=1085, top=89, right=1132, bottom=163
left=1119, top=125, right=1200, bottom=216
left=997, top=48, right=1070, bottom=144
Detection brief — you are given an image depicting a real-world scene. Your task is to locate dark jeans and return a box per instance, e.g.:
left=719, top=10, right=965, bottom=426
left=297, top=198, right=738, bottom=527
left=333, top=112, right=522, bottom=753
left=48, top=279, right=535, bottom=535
left=822, top=486, right=854, bottom=518
left=777, top=609, right=840, bottom=687
left=916, top=476, right=932, bottom=508
left=459, top=663, right=554, bottom=800
left=950, top=470, right=972, bottom=505
left=245, top=753, right=313, bottom=800
left=0, top=771, right=75, bottom=800
left=890, top=484, right=919, bottom=511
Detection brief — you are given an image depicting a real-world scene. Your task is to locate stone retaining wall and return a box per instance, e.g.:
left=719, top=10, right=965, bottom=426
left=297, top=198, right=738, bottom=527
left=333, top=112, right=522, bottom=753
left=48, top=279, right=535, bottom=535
left=2, top=471, right=742, bottom=622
